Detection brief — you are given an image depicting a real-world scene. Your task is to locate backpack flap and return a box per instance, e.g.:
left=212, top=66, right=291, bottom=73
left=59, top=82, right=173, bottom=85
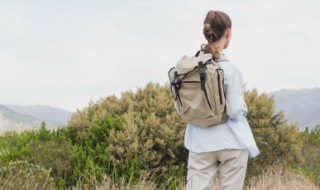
left=175, top=53, right=213, bottom=74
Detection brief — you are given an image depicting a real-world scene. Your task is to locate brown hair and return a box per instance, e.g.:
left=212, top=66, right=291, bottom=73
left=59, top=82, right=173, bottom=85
left=201, top=10, right=232, bottom=61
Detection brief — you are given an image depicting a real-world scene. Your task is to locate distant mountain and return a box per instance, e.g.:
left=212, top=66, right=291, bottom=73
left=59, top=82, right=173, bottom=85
left=270, top=88, right=320, bottom=130
left=5, top=104, right=73, bottom=124
left=2, top=88, right=319, bottom=133
left=0, top=104, right=39, bottom=133
left=0, top=104, right=72, bottom=134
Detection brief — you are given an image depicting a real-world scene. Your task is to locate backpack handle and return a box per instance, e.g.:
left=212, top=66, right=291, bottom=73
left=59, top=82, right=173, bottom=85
left=195, top=50, right=202, bottom=57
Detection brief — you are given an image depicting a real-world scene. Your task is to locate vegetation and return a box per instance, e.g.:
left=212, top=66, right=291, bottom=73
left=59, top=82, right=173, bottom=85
left=0, top=82, right=319, bottom=189
left=244, top=164, right=319, bottom=190
left=245, top=89, right=303, bottom=177
left=300, top=125, right=320, bottom=186
left=0, top=160, right=55, bottom=190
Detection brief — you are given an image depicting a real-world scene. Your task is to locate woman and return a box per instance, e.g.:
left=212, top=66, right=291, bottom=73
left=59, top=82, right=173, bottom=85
left=185, top=10, right=260, bottom=190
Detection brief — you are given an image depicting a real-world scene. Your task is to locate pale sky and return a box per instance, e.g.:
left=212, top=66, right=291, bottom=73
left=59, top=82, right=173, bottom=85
left=1, top=0, right=319, bottom=112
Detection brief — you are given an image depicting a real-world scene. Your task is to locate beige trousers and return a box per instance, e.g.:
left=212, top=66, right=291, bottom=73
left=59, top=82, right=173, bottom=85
left=186, top=149, right=248, bottom=190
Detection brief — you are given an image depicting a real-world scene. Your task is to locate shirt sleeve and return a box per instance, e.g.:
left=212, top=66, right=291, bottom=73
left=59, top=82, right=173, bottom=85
left=225, top=67, right=246, bottom=119
left=242, top=101, right=248, bottom=117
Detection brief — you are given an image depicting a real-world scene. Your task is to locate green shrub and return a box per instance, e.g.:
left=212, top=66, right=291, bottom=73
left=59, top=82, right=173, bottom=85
left=245, top=89, right=303, bottom=178
left=0, top=160, right=55, bottom=189
left=67, top=83, right=187, bottom=189
left=67, top=83, right=303, bottom=188
left=0, top=82, right=308, bottom=189
left=300, top=125, right=320, bottom=185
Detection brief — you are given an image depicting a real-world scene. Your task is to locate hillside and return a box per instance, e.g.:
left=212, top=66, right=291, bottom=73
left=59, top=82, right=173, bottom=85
left=0, top=104, right=67, bottom=133
left=271, top=88, right=320, bottom=130
left=5, top=104, right=72, bottom=124
left=0, top=104, right=40, bottom=133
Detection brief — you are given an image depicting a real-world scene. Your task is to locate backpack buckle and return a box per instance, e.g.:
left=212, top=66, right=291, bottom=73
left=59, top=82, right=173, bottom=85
left=171, top=71, right=181, bottom=90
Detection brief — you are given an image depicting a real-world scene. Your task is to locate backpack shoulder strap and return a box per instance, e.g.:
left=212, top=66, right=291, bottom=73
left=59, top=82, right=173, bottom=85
left=195, top=50, right=203, bottom=57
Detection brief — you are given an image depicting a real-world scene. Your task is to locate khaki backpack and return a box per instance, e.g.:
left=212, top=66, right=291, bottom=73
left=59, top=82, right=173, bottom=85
left=168, top=50, right=228, bottom=128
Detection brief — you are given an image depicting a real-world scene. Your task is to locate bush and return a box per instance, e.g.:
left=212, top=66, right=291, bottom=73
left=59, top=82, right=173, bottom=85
left=0, top=160, right=55, bottom=189
left=67, top=83, right=187, bottom=189
left=67, top=83, right=304, bottom=188
left=0, top=82, right=309, bottom=189
left=245, top=89, right=303, bottom=177
left=300, top=125, right=320, bottom=185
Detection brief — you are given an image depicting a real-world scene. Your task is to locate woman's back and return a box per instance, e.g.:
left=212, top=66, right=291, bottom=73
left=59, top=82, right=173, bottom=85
left=184, top=52, right=259, bottom=158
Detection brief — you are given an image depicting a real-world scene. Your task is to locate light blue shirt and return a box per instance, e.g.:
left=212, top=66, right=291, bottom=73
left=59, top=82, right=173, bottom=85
left=184, top=53, right=260, bottom=158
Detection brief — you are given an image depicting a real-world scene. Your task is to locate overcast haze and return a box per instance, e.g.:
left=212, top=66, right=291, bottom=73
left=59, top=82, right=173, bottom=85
left=1, top=0, right=319, bottom=112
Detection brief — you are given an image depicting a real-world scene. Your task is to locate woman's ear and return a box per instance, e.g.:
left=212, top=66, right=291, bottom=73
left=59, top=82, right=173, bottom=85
left=225, top=28, right=232, bottom=39
left=223, top=28, right=232, bottom=49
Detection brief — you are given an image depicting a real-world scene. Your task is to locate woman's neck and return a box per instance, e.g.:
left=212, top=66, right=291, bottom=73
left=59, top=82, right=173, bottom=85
left=211, top=38, right=226, bottom=53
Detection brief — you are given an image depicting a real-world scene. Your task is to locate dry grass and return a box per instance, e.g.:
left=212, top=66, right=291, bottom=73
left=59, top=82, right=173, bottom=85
left=69, top=171, right=185, bottom=190
left=70, top=166, right=319, bottom=190
left=244, top=166, right=319, bottom=190
left=1, top=165, right=318, bottom=190
left=79, top=166, right=320, bottom=190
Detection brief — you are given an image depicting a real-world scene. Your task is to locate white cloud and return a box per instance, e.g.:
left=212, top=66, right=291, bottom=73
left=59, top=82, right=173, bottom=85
left=0, top=6, right=28, bottom=40
left=0, top=0, right=319, bottom=111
